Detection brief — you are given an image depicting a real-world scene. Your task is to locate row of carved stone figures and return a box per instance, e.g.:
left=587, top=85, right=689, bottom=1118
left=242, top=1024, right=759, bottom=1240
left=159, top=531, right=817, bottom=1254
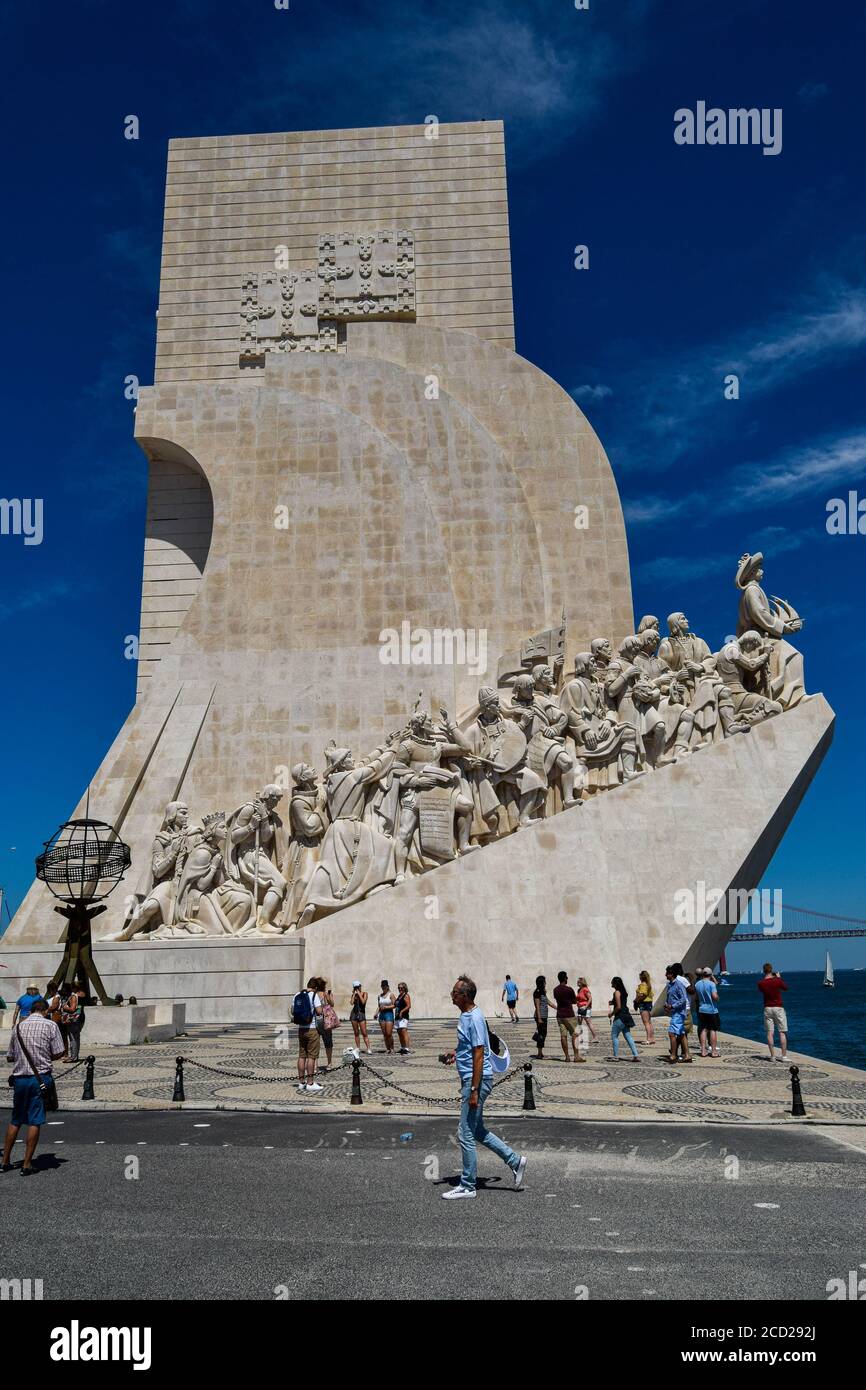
left=110, top=552, right=804, bottom=942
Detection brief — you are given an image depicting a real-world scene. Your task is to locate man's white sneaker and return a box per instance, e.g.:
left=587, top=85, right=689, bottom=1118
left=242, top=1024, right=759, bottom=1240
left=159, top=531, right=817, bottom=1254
left=297, top=1082, right=307, bottom=1091
left=513, top=1155, right=527, bottom=1189
left=442, top=1185, right=476, bottom=1200
left=305, top=1082, right=324, bottom=1093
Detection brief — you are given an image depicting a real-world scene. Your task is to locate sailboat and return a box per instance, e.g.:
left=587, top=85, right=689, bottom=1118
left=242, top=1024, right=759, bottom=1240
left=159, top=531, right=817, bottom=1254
left=823, top=951, right=835, bottom=988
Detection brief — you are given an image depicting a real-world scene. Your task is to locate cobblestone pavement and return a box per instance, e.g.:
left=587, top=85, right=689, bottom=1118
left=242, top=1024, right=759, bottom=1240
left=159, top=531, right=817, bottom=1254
left=11, top=1017, right=866, bottom=1125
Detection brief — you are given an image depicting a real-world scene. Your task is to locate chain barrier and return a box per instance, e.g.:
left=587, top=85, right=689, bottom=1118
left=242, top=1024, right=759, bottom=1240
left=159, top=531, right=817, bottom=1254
left=181, top=1055, right=350, bottom=1085
left=356, top=1056, right=526, bottom=1108
left=53, top=1058, right=86, bottom=1083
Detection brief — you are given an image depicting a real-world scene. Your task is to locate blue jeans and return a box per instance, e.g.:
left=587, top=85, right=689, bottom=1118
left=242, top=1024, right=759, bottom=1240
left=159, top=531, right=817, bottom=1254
left=457, top=1076, right=520, bottom=1190
left=611, top=1018, right=638, bottom=1058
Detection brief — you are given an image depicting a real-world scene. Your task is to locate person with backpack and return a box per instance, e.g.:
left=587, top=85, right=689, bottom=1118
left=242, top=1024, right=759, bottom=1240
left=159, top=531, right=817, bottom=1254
left=292, top=978, right=324, bottom=1093
left=315, top=976, right=339, bottom=1071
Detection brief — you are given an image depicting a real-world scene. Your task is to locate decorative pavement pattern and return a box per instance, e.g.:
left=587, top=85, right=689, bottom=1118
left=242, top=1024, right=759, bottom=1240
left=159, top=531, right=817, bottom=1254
left=9, top=1019, right=866, bottom=1125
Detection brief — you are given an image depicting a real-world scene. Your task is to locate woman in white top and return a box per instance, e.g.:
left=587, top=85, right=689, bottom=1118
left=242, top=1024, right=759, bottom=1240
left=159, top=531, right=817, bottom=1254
left=374, top=979, right=396, bottom=1054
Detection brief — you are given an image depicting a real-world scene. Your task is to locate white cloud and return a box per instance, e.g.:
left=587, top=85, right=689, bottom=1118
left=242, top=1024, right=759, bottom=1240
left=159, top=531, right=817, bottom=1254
left=570, top=383, right=613, bottom=403
left=612, top=281, right=866, bottom=477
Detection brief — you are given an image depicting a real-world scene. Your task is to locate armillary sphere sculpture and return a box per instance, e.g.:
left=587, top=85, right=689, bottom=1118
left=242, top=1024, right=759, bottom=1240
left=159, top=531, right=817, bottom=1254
left=35, top=817, right=131, bottom=1005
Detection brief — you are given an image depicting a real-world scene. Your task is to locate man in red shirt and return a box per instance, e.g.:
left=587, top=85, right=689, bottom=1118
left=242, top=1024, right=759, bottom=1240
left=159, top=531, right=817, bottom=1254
left=552, top=971, right=586, bottom=1063
left=757, top=962, right=789, bottom=1061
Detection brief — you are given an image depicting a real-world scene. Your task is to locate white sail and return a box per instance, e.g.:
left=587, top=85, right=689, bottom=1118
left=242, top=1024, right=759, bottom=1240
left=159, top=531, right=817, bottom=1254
left=823, top=951, right=835, bottom=987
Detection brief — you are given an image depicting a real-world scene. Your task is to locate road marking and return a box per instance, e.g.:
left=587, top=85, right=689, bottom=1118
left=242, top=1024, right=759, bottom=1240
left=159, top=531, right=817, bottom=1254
left=605, top=1231, right=620, bottom=1236
left=193, top=1123, right=210, bottom=1128
left=47, top=1121, right=64, bottom=1126
left=96, top=1141, right=106, bottom=1145
left=628, top=1267, right=646, bottom=1272
left=588, top=1217, right=601, bottom=1222
left=137, top=1142, right=146, bottom=1146
left=264, top=1146, right=274, bottom=1150
left=754, top=1202, right=780, bottom=1209
left=179, top=1142, right=189, bottom=1147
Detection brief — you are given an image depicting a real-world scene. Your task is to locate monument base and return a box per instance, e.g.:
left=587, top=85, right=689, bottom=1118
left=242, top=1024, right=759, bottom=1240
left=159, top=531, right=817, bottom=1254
left=1, top=1002, right=187, bottom=1046
left=0, top=937, right=304, bottom=1026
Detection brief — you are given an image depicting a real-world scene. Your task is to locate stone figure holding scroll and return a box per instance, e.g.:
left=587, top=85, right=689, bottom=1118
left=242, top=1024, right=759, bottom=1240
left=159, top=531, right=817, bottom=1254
left=388, top=706, right=478, bottom=871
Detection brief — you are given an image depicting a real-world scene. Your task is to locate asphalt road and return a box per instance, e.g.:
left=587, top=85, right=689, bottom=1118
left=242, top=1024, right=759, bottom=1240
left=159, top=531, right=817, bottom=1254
left=2, top=1112, right=865, bottom=1300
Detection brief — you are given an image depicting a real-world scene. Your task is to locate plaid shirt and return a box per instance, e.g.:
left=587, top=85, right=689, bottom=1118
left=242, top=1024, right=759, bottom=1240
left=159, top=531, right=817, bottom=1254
left=6, top=1015, right=65, bottom=1077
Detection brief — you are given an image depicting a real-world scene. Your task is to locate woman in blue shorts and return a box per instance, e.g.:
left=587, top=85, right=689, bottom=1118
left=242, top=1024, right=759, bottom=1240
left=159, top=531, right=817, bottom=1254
left=375, top=979, right=396, bottom=1054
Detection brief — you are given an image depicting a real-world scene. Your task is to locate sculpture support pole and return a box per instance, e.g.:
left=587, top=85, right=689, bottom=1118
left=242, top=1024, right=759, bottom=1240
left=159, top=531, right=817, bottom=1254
left=53, top=902, right=118, bottom=1005
left=253, top=820, right=261, bottom=928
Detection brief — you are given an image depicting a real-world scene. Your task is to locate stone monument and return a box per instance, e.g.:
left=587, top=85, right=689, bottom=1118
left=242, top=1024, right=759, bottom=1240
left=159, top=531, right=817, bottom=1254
left=2, top=122, right=833, bottom=1022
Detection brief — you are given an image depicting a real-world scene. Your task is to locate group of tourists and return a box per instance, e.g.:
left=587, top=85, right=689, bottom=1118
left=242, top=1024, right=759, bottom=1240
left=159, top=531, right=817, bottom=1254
left=518, top=965, right=721, bottom=1063
left=10, top=980, right=86, bottom=1060
left=292, top=976, right=413, bottom=1091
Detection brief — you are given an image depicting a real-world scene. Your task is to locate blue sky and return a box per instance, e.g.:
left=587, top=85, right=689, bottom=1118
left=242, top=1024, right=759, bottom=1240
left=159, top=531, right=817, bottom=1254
left=1, top=0, right=864, bottom=970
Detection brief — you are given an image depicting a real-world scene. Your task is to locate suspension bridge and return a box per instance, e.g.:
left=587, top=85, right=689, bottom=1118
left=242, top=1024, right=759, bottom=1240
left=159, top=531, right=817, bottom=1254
left=727, top=904, right=866, bottom=943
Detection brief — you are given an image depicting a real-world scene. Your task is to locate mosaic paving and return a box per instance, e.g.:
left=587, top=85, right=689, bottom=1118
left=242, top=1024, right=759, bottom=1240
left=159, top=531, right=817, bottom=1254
left=8, top=1018, right=863, bottom=1125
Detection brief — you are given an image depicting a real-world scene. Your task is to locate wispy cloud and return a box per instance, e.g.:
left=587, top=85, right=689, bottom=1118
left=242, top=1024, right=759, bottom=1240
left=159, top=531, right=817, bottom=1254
left=571, top=383, right=613, bottom=403
left=0, top=577, right=78, bottom=622
left=797, top=81, right=829, bottom=102
left=625, top=427, right=866, bottom=530
left=224, top=0, right=658, bottom=165
left=610, top=279, right=866, bottom=476
left=736, top=430, right=866, bottom=506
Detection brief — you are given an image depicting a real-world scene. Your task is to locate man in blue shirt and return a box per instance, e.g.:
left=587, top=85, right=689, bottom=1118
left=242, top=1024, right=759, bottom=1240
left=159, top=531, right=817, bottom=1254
left=442, top=975, right=526, bottom=1200
left=664, top=963, right=692, bottom=1063
left=501, top=974, right=519, bottom=1023
left=12, top=984, right=43, bottom=1026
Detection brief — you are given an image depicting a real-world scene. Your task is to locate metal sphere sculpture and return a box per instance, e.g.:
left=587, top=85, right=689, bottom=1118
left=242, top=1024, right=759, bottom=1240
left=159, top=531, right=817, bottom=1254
left=36, top=818, right=131, bottom=905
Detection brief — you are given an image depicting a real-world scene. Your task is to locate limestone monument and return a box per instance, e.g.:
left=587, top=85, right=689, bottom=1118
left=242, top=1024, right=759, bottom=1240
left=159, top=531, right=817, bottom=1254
left=2, top=122, right=834, bottom=1022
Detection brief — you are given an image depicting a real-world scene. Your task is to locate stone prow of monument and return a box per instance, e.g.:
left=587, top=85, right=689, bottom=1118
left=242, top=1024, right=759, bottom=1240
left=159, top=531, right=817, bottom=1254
left=1, top=121, right=835, bottom=1024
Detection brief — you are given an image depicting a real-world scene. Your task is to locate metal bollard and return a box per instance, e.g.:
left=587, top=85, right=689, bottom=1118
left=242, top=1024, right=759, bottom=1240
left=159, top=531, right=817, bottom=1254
left=172, top=1056, right=186, bottom=1103
left=522, top=1062, right=536, bottom=1111
left=81, top=1055, right=95, bottom=1101
left=350, top=1058, right=363, bottom=1105
left=789, top=1064, right=806, bottom=1117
